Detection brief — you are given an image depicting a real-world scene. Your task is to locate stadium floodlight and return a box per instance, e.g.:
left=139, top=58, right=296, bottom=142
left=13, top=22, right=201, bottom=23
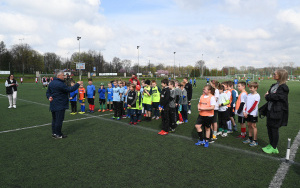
left=174, top=52, right=176, bottom=79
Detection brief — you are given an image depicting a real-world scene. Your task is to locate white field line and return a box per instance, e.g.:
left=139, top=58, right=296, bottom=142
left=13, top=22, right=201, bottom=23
left=2, top=94, right=299, bottom=167
left=0, top=113, right=113, bottom=134
left=269, top=130, right=300, bottom=188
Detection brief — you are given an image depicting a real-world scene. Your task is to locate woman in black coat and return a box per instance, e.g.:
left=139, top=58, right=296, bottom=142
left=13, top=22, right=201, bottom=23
left=5, top=74, right=18, bottom=108
left=263, top=69, right=289, bottom=154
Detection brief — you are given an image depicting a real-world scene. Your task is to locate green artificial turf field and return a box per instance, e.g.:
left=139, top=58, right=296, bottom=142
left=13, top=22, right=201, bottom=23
left=0, top=79, right=299, bottom=187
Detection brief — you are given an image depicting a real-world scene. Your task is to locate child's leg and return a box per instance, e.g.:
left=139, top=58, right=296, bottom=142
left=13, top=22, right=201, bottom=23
left=241, top=122, right=246, bottom=136
left=107, top=101, right=110, bottom=110
left=247, top=122, right=253, bottom=141
left=195, top=124, right=204, bottom=141
left=74, top=102, right=77, bottom=112
left=110, top=102, right=113, bottom=110
left=113, top=102, right=117, bottom=117
left=205, top=126, right=211, bottom=141
left=252, top=123, right=257, bottom=141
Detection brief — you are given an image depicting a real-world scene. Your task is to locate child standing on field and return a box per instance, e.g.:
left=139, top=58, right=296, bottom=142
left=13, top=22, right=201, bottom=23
left=168, top=81, right=177, bottom=133
left=135, top=85, right=143, bottom=123
left=194, top=85, right=216, bottom=148
left=210, top=80, right=219, bottom=140
left=69, top=80, right=78, bottom=115
left=127, top=84, right=138, bottom=125
left=158, top=79, right=170, bottom=135
left=180, top=82, right=188, bottom=123
left=143, top=80, right=152, bottom=121
left=78, top=83, right=86, bottom=114
left=112, top=81, right=122, bottom=120
left=236, top=82, right=248, bottom=138
left=151, top=80, right=161, bottom=120
left=87, top=78, right=96, bottom=113
left=243, top=82, right=260, bottom=147
left=217, top=85, right=230, bottom=137
left=98, top=83, right=106, bottom=112
left=106, top=83, right=113, bottom=111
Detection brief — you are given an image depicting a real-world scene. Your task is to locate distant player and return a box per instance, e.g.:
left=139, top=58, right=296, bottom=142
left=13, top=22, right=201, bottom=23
left=42, top=76, right=47, bottom=89
left=206, top=77, right=210, bottom=85
left=20, top=77, right=23, bottom=84
left=193, top=77, right=196, bottom=88
left=35, top=77, right=38, bottom=84
left=243, top=82, right=260, bottom=147
left=234, top=78, right=238, bottom=89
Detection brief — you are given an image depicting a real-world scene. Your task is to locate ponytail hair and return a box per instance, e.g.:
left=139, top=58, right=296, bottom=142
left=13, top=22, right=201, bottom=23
left=204, top=85, right=215, bottom=95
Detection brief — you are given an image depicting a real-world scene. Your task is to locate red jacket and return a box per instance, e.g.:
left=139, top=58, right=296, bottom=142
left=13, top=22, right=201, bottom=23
left=129, top=76, right=140, bottom=85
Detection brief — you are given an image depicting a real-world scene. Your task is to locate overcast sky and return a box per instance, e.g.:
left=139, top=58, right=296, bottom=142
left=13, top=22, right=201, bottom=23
left=0, top=0, right=299, bottom=69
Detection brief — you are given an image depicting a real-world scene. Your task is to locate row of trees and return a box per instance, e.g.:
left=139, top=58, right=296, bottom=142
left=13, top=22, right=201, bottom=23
left=0, top=41, right=298, bottom=77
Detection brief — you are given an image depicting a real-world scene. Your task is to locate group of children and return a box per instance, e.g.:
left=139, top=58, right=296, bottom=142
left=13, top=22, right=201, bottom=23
left=67, top=77, right=261, bottom=149
left=194, top=80, right=260, bottom=148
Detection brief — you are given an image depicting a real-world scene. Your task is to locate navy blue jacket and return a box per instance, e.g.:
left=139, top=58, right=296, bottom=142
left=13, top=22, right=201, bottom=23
left=46, top=77, right=80, bottom=112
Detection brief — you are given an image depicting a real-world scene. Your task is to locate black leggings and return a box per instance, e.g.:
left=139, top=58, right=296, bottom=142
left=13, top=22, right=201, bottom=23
left=267, top=126, right=279, bottom=149
left=71, top=101, right=77, bottom=113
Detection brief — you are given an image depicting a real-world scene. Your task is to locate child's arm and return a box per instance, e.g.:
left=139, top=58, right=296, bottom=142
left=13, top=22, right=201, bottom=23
left=130, top=92, right=138, bottom=106
left=237, top=102, right=245, bottom=114
left=220, top=99, right=230, bottom=107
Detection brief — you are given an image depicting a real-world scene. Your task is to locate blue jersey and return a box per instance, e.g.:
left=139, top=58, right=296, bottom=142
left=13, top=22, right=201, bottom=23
left=107, top=88, right=113, bottom=100
left=206, top=78, right=210, bottom=82
left=194, top=79, right=196, bottom=83
left=98, top=88, right=106, bottom=99
left=70, top=89, right=78, bottom=102
left=119, top=87, right=125, bottom=101
left=113, top=87, right=121, bottom=101
left=190, top=79, right=192, bottom=84
left=234, top=79, right=238, bottom=84
left=86, top=85, right=95, bottom=98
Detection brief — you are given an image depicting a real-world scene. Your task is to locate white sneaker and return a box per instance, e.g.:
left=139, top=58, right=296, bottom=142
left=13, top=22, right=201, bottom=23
left=216, top=131, right=222, bottom=136
left=8, top=106, right=13, bottom=109
left=155, top=116, right=160, bottom=120
left=152, top=116, right=156, bottom=119
left=188, top=110, right=191, bottom=114
left=221, top=133, right=228, bottom=137
left=227, top=130, right=233, bottom=133
left=13, top=105, right=16, bottom=108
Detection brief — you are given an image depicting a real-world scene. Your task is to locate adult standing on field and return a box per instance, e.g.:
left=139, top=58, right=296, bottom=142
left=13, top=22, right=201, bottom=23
left=46, top=71, right=82, bottom=139
left=263, top=69, right=289, bottom=154
left=183, top=77, right=193, bottom=114
left=129, top=73, right=140, bottom=86
left=5, top=74, right=18, bottom=109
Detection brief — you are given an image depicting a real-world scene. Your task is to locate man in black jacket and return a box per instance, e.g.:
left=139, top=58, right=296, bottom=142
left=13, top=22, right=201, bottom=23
left=5, top=74, right=18, bottom=108
left=46, top=71, right=82, bottom=139
left=183, top=77, right=193, bottom=114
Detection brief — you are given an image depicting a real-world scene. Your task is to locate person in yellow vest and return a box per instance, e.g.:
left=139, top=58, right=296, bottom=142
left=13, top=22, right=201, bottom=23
left=135, top=85, right=143, bottom=123
left=235, top=82, right=248, bottom=138
left=194, top=85, right=216, bottom=148
left=142, top=80, right=152, bottom=121
left=151, top=80, right=161, bottom=120
left=78, top=83, right=86, bottom=114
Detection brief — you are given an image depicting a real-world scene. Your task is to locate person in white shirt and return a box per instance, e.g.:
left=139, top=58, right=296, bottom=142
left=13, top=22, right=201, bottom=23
left=5, top=74, right=19, bottom=108
left=235, top=82, right=248, bottom=138
left=210, top=80, right=220, bottom=140
left=243, top=82, right=260, bottom=147
left=217, top=85, right=230, bottom=137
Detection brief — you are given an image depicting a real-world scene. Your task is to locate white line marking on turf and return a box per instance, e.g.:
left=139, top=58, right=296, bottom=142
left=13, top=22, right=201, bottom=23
left=0, top=113, right=113, bottom=134
left=269, top=130, right=300, bottom=188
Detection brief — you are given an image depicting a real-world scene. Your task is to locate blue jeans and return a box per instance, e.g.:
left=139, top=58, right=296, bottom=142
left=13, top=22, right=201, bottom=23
left=128, top=108, right=137, bottom=122
left=52, top=110, right=65, bottom=136
left=181, top=104, right=188, bottom=121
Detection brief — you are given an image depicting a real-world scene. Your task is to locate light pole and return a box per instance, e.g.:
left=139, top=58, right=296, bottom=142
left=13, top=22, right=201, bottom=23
left=137, top=46, right=140, bottom=78
left=77, top=36, right=81, bottom=80
left=173, top=52, right=176, bottom=79
left=19, top=38, right=25, bottom=76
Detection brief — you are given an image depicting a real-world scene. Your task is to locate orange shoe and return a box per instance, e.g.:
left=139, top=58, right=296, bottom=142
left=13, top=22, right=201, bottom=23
left=102, top=110, right=106, bottom=112
left=161, top=130, right=168, bottom=135
left=98, top=109, right=102, bottom=112
left=106, top=109, right=110, bottom=111
left=109, top=109, right=113, bottom=112
left=158, top=130, right=164, bottom=135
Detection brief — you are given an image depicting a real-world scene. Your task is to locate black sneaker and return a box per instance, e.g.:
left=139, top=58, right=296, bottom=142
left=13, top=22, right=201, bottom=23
left=208, top=138, right=215, bottom=143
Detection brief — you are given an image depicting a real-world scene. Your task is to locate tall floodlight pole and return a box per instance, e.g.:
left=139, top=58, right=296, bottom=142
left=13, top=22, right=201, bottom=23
left=174, top=52, right=176, bottom=79
left=137, top=46, right=140, bottom=78
left=19, top=38, right=24, bottom=76
left=77, top=36, right=81, bottom=80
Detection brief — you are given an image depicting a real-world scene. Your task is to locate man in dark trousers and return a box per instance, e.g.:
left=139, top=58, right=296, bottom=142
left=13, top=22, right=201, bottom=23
left=183, top=77, right=193, bottom=114
left=46, top=71, right=82, bottom=139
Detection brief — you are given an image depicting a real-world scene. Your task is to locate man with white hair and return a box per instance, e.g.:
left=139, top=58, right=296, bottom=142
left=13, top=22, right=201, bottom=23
left=46, top=71, right=83, bottom=139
